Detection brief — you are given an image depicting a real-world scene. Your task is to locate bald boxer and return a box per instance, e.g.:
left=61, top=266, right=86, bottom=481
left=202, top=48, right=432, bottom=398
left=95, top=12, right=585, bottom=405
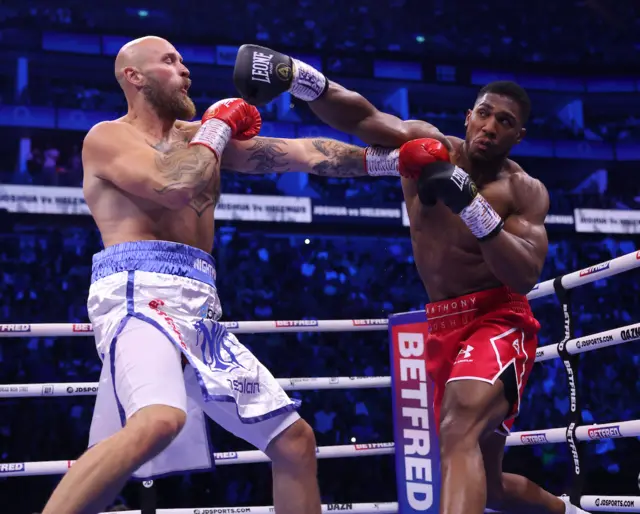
left=41, top=36, right=443, bottom=514
left=234, top=46, right=591, bottom=514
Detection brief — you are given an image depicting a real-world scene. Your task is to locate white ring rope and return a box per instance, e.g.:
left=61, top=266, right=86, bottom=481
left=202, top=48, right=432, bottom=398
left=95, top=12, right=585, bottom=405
left=4, top=418, right=639, bottom=478
left=1, top=249, right=638, bottom=338
left=0, top=377, right=391, bottom=397
left=96, top=504, right=398, bottom=514
left=2, top=319, right=639, bottom=399
left=526, top=249, right=640, bottom=300
left=130, top=504, right=394, bottom=514
left=0, top=320, right=388, bottom=337
left=535, top=320, right=640, bottom=361
left=0, top=443, right=395, bottom=476
left=92, top=496, right=640, bottom=514
left=581, top=496, right=640, bottom=512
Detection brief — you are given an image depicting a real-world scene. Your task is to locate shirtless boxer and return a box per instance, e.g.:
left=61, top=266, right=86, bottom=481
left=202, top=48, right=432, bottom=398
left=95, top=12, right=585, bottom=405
left=40, top=36, right=404, bottom=514
left=233, top=46, right=591, bottom=514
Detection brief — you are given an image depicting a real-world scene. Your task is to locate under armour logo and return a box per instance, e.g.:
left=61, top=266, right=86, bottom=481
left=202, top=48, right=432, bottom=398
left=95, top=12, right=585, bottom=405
left=459, top=344, right=474, bottom=359
left=512, top=339, right=520, bottom=354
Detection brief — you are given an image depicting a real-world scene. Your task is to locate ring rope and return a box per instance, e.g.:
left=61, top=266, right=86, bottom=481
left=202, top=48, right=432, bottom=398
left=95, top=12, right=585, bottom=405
left=527, top=249, right=640, bottom=300
left=5, top=417, right=640, bottom=478
left=91, top=496, right=640, bottom=514
left=0, top=376, right=391, bottom=398
left=1, top=250, right=637, bottom=339
left=95, top=504, right=399, bottom=514
left=0, top=443, right=395, bottom=476
left=2, top=318, right=638, bottom=400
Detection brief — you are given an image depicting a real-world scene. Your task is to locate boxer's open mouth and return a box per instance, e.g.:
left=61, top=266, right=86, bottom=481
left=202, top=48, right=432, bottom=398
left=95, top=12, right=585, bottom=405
left=475, top=138, right=493, bottom=150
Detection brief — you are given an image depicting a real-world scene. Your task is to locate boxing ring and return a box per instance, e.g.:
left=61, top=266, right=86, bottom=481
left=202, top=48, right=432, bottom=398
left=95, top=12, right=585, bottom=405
left=1, top=251, right=640, bottom=513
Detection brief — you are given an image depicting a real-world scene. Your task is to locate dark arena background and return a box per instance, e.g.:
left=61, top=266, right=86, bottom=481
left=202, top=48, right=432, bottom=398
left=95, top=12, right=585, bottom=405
left=0, top=1, right=639, bottom=513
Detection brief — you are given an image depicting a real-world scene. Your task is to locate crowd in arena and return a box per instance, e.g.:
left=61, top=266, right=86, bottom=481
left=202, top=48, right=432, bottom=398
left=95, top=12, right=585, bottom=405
left=0, top=219, right=638, bottom=511
left=2, top=0, right=637, bottom=66
left=0, top=0, right=639, bottom=511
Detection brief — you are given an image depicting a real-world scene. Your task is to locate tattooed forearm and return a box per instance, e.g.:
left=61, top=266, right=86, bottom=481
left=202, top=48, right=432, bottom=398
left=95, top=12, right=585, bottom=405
left=225, top=136, right=366, bottom=177
left=310, top=139, right=366, bottom=177
left=245, top=137, right=291, bottom=173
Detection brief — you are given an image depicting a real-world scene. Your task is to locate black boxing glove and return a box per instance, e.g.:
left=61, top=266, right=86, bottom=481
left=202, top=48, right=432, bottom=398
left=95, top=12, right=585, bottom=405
left=417, top=161, right=504, bottom=241
left=233, top=44, right=328, bottom=106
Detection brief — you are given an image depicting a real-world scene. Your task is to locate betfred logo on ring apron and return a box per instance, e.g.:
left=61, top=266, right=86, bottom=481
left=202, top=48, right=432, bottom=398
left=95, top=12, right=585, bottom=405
left=388, top=311, right=439, bottom=513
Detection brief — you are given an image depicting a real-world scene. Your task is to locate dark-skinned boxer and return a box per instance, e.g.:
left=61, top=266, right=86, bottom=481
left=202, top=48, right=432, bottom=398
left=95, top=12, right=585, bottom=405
left=233, top=44, right=591, bottom=514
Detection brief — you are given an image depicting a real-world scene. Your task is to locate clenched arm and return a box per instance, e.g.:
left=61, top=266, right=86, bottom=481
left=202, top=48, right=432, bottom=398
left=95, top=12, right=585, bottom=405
left=479, top=174, right=549, bottom=294
left=83, top=122, right=220, bottom=210
left=222, top=136, right=366, bottom=176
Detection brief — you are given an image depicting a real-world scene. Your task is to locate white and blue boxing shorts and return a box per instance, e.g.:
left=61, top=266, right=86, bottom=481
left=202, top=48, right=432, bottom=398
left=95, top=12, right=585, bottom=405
left=86, top=240, right=301, bottom=479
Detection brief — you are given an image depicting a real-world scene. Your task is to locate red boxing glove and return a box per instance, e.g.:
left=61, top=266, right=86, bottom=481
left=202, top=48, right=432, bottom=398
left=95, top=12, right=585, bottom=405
left=201, top=98, right=262, bottom=141
left=190, top=98, right=262, bottom=158
left=399, top=138, right=450, bottom=179
left=365, top=138, right=450, bottom=179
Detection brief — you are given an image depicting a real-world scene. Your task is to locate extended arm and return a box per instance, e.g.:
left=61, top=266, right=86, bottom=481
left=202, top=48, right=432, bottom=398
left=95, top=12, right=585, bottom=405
left=309, top=82, right=452, bottom=150
left=233, top=44, right=451, bottom=150
left=222, top=137, right=366, bottom=176
left=233, top=45, right=453, bottom=203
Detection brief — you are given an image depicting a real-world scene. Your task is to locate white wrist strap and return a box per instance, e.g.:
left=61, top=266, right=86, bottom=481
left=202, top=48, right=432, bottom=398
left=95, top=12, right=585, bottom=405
left=290, top=58, right=327, bottom=102
left=189, top=118, right=232, bottom=159
left=460, top=194, right=504, bottom=241
left=365, top=147, right=400, bottom=177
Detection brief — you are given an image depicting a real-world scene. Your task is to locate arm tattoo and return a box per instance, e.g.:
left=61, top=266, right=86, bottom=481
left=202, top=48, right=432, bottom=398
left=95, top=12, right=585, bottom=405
left=246, top=137, right=291, bottom=172
left=235, top=136, right=365, bottom=177
left=153, top=142, right=220, bottom=217
left=311, top=139, right=366, bottom=177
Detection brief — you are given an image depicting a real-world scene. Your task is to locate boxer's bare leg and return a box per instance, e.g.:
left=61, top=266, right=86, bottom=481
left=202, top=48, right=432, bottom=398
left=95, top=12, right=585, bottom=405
left=265, top=419, right=321, bottom=514
left=42, top=405, right=185, bottom=514
left=438, top=379, right=510, bottom=514
left=482, top=432, right=566, bottom=514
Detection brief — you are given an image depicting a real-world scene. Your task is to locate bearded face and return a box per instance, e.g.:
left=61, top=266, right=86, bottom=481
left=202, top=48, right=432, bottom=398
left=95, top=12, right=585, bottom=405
left=142, top=74, right=196, bottom=121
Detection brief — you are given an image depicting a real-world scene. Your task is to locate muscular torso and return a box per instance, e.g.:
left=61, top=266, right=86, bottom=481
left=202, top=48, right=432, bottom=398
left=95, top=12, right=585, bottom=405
left=405, top=136, right=518, bottom=301
left=83, top=120, right=219, bottom=252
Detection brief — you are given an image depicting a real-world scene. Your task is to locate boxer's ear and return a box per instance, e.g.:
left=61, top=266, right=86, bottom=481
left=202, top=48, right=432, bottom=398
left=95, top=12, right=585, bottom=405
left=124, top=66, right=144, bottom=87
left=516, top=127, right=527, bottom=144
left=464, top=109, right=472, bottom=127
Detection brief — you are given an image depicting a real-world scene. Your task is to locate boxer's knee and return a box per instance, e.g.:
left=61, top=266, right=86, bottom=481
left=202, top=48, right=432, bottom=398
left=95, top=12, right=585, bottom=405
left=266, top=419, right=317, bottom=470
left=439, top=410, right=479, bottom=457
left=126, top=405, right=186, bottom=457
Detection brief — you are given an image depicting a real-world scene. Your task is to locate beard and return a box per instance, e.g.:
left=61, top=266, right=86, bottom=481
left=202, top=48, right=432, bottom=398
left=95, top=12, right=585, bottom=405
left=142, top=76, right=196, bottom=121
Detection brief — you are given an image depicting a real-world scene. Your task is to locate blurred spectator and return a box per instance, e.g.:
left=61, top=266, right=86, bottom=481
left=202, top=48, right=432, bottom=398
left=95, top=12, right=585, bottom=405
left=41, top=143, right=60, bottom=186
left=26, top=148, right=44, bottom=178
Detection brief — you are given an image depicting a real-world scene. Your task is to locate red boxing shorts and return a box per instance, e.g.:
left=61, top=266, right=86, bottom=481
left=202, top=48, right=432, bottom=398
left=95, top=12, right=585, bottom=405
left=425, top=286, right=540, bottom=435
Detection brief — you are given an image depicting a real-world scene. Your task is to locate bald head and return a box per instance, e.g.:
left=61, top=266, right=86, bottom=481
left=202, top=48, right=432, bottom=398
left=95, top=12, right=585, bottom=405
left=115, top=36, right=175, bottom=87
left=114, top=35, right=195, bottom=121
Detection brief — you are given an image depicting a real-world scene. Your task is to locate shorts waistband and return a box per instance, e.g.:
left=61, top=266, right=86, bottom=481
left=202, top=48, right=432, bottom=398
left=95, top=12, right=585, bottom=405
left=91, top=240, right=216, bottom=287
left=425, top=286, right=531, bottom=333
